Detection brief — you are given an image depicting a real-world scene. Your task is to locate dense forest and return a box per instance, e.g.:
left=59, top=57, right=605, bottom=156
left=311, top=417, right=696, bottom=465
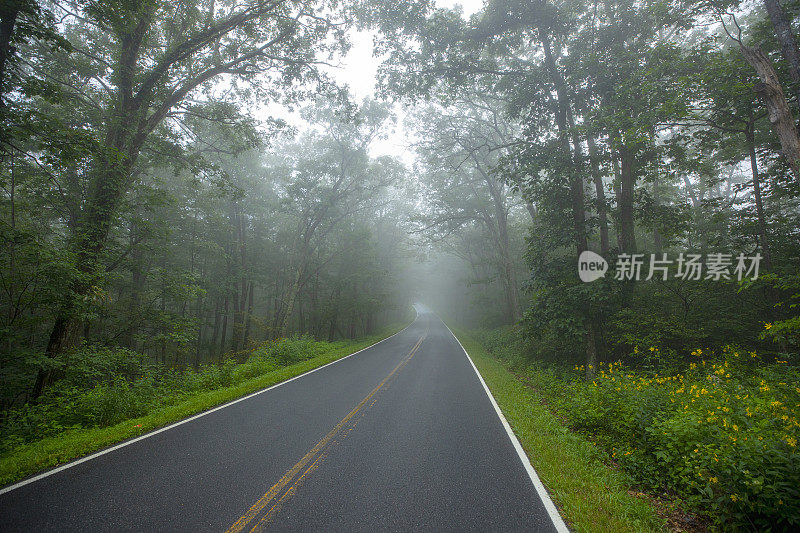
left=1, top=0, right=800, bottom=530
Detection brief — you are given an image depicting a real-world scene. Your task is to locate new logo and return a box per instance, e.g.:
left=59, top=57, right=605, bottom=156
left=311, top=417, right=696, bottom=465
left=578, top=250, right=608, bottom=282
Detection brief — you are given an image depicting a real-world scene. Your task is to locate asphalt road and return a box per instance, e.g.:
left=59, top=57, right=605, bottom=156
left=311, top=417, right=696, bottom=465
left=0, top=308, right=566, bottom=532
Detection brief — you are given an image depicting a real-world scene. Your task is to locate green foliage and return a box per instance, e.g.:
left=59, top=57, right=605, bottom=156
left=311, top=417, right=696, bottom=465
left=489, top=333, right=800, bottom=530
left=250, top=336, right=324, bottom=366
left=761, top=273, right=800, bottom=348
left=0, top=336, right=345, bottom=455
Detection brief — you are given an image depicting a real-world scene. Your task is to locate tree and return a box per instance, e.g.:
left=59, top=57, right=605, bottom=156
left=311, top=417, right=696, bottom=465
left=29, top=0, right=349, bottom=398
left=763, top=0, right=800, bottom=108
left=411, top=97, right=524, bottom=322
left=270, top=99, right=400, bottom=335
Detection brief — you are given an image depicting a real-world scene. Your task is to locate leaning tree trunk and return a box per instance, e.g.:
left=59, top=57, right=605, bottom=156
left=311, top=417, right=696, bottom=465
left=739, top=44, right=800, bottom=180
left=32, top=149, right=137, bottom=400
left=32, top=12, right=151, bottom=398
left=764, top=0, right=800, bottom=109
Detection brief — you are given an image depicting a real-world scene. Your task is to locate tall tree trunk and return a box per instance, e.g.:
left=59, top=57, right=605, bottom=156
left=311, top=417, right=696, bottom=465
left=280, top=267, right=304, bottom=337
left=539, top=30, right=588, bottom=254
left=219, top=293, right=229, bottom=361
left=539, top=28, right=596, bottom=376
left=230, top=206, right=246, bottom=352
left=0, top=5, right=19, bottom=104
left=123, top=218, right=145, bottom=349
left=586, top=133, right=610, bottom=255
left=497, top=216, right=520, bottom=323
left=159, top=258, right=167, bottom=364
left=210, top=294, right=221, bottom=356
left=739, top=44, right=800, bottom=179
left=298, top=300, right=306, bottom=335
left=231, top=282, right=242, bottom=352
left=585, top=321, right=598, bottom=380
left=479, top=159, right=520, bottom=323
left=328, top=319, right=336, bottom=342
left=617, top=142, right=637, bottom=253
left=652, top=153, right=663, bottom=252
left=33, top=102, right=146, bottom=399
left=310, top=273, right=321, bottom=337
left=763, top=0, right=800, bottom=108
left=327, top=287, right=340, bottom=341
left=195, top=292, right=204, bottom=368
left=745, top=123, right=773, bottom=269
left=243, top=281, right=254, bottom=349
left=33, top=153, right=140, bottom=399
left=612, top=153, right=623, bottom=248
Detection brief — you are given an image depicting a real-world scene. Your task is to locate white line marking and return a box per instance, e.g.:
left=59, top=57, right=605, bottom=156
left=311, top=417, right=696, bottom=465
left=441, top=319, right=570, bottom=533
left=0, top=311, right=418, bottom=495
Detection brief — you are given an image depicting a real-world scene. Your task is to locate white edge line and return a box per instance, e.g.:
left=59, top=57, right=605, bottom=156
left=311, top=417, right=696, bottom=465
left=441, top=319, right=570, bottom=533
left=0, top=308, right=419, bottom=496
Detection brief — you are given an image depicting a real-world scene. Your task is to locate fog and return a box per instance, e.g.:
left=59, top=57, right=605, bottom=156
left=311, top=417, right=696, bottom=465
left=1, top=0, right=798, bottom=435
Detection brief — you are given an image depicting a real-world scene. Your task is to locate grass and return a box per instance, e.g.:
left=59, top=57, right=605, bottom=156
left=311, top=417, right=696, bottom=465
left=0, top=323, right=410, bottom=488
left=451, top=327, right=666, bottom=533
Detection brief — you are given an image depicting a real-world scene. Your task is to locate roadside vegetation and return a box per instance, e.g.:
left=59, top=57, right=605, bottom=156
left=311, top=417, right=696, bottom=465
left=455, top=329, right=665, bottom=533
left=0, top=323, right=407, bottom=486
left=1, top=1, right=414, bottom=478
left=470, top=327, right=800, bottom=531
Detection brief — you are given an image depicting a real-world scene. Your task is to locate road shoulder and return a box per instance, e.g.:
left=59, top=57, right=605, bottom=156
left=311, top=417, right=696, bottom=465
left=450, top=328, right=666, bottom=533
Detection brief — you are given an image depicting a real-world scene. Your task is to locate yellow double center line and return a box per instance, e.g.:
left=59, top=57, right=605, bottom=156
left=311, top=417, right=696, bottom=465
left=225, top=332, right=427, bottom=533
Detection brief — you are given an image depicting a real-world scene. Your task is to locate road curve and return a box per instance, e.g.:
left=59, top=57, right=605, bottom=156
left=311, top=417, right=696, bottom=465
left=0, top=308, right=566, bottom=532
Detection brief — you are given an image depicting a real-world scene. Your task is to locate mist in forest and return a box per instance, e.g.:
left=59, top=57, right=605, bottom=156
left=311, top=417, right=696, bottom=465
left=1, top=0, right=798, bottom=394
left=2, top=1, right=800, bottom=525
left=1, top=0, right=798, bottom=392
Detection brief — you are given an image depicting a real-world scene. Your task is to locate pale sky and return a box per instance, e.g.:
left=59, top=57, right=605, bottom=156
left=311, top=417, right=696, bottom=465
left=257, top=0, right=485, bottom=166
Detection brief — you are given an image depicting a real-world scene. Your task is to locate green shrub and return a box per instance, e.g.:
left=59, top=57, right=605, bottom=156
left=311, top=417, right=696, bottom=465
left=0, top=337, right=337, bottom=455
left=251, top=335, right=324, bottom=366
left=57, top=346, right=158, bottom=388
left=549, top=348, right=800, bottom=530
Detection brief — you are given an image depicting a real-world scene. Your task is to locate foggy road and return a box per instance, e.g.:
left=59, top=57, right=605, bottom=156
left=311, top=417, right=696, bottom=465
left=0, top=309, right=567, bottom=532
